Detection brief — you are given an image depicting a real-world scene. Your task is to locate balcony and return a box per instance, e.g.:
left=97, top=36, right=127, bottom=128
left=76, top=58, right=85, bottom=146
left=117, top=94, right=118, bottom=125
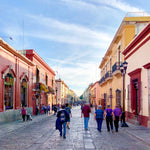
left=112, top=62, right=121, bottom=76
left=99, top=76, right=105, bottom=85
left=105, top=71, right=112, bottom=81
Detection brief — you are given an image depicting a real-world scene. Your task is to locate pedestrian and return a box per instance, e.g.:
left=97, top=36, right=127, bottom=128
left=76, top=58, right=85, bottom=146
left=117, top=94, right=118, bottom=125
left=94, top=105, right=104, bottom=132
left=56, top=105, right=69, bottom=139
left=21, top=106, right=27, bottom=122
left=36, top=105, right=39, bottom=115
left=81, top=103, right=91, bottom=130
left=105, top=105, right=114, bottom=133
left=65, top=103, right=72, bottom=129
left=113, top=105, right=122, bottom=132
left=81, top=103, right=83, bottom=110
left=47, top=104, right=50, bottom=115
left=53, top=105, right=57, bottom=115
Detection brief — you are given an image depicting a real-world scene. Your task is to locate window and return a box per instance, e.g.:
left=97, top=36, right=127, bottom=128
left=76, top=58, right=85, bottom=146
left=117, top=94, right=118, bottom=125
left=116, top=89, right=121, bottom=106
left=109, top=57, right=112, bottom=72
left=21, top=78, right=28, bottom=107
left=36, top=68, right=40, bottom=83
left=118, top=45, right=121, bottom=65
left=4, top=73, right=14, bottom=110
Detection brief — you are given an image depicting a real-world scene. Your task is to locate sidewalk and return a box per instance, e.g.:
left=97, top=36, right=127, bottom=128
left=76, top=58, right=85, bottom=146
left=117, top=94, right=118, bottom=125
left=121, top=122, right=150, bottom=146
left=0, top=113, right=53, bottom=138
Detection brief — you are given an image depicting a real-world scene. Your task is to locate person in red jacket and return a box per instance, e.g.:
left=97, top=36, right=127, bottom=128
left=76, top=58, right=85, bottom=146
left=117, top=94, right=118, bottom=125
left=81, top=103, right=91, bottom=130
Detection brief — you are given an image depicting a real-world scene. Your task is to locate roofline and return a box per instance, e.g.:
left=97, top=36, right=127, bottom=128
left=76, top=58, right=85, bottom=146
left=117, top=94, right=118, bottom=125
left=123, top=23, right=150, bottom=56
left=0, top=38, right=34, bottom=66
left=25, top=49, right=56, bottom=75
left=99, top=14, right=150, bottom=69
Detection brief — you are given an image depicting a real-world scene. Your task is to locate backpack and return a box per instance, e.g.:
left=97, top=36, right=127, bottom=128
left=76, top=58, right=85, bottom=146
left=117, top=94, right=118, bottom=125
left=65, top=107, right=71, bottom=114
left=60, top=110, right=66, bottom=123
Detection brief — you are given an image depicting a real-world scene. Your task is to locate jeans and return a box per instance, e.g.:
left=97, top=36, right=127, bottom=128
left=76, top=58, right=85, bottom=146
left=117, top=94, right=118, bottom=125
left=60, top=122, right=66, bottom=136
left=84, top=117, right=89, bottom=130
left=96, top=118, right=103, bottom=131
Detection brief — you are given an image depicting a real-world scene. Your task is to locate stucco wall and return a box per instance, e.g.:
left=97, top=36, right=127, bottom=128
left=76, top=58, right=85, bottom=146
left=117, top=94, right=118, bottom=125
left=126, top=38, right=150, bottom=117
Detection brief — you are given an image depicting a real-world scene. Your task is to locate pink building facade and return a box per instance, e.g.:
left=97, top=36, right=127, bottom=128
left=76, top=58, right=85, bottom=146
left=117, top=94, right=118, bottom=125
left=23, top=49, right=56, bottom=115
left=0, top=39, right=34, bottom=123
left=123, top=23, right=150, bottom=127
left=91, top=81, right=101, bottom=106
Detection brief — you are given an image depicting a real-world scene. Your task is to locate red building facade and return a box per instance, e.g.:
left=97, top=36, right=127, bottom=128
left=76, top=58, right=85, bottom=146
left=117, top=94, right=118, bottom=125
left=22, top=49, right=55, bottom=115
left=0, top=38, right=34, bottom=123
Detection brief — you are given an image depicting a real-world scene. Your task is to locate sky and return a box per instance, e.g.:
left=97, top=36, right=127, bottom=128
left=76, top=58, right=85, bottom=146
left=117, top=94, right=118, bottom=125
left=0, top=0, right=150, bottom=96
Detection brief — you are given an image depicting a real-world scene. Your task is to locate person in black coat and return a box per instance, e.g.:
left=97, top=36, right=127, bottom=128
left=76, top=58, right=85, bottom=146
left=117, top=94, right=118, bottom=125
left=56, top=105, right=69, bottom=139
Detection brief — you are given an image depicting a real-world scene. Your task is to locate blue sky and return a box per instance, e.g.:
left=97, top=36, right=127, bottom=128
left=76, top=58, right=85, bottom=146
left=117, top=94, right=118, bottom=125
left=0, top=0, right=150, bottom=96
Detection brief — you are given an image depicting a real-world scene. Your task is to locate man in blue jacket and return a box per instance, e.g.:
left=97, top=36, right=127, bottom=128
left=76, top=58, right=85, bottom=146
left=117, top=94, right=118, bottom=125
left=56, top=105, right=69, bottom=139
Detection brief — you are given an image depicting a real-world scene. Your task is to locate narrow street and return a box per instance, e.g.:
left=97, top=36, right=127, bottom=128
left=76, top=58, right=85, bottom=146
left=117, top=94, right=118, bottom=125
left=0, top=106, right=150, bottom=150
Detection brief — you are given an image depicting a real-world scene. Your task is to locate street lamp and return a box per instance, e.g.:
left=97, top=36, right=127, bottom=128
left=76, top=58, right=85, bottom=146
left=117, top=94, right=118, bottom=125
left=120, top=61, right=128, bottom=127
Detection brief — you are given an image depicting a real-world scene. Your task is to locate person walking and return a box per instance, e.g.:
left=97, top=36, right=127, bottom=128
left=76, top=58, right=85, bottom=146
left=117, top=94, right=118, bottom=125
left=65, top=103, right=72, bottom=129
left=81, top=103, right=91, bottom=130
left=94, top=105, right=104, bottom=132
left=47, top=104, right=50, bottom=115
left=21, top=106, right=27, bottom=122
left=105, top=105, right=114, bottom=133
left=113, top=105, right=122, bottom=132
left=56, top=105, right=69, bottom=139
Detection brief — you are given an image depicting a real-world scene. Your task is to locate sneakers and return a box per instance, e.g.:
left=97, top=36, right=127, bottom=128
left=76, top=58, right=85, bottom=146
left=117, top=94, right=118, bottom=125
left=63, top=135, right=66, bottom=139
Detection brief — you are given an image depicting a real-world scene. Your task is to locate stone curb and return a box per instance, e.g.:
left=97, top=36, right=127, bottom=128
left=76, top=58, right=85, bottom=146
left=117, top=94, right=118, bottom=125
left=121, top=128, right=150, bottom=147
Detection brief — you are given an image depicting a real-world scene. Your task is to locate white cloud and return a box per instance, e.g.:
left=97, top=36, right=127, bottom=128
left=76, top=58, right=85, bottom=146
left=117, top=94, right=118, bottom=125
left=89, top=0, right=144, bottom=12
left=25, top=14, right=112, bottom=48
left=61, top=0, right=97, bottom=10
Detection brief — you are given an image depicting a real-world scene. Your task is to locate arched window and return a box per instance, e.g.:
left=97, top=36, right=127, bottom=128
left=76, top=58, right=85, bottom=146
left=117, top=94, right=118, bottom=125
left=4, top=73, right=14, bottom=110
left=21, top=78, right=28, bottom=107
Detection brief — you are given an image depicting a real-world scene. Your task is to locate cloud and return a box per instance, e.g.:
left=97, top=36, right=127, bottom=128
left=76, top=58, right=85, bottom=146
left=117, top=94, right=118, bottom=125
left=61, top=0, right=97, bottom=10
left=62, top=0, right=144, bottom=13
left=88, top=0, right=144, bottom=12
left=24, top=14, right=112, bottom=48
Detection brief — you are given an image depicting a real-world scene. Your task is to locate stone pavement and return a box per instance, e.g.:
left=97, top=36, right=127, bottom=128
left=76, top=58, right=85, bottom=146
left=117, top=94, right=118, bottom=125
left=0, top=106, right=150, bottom=150
left=0, top=113, right=51, bottom=139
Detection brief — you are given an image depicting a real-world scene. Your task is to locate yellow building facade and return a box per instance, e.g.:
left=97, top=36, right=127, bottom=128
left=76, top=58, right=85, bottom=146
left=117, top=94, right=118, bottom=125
left=99, top=14, right=150, bottom=110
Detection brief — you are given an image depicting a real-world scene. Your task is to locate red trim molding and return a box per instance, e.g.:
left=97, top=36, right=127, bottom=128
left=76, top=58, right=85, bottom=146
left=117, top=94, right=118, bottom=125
left=123, top=23, right=150, bottom=56
left=125, top=36, right=150, bottom=60
left=1, top=65, right=16, bottom=78
left=20, top=72, right=29, bottom=81
left=143, top=63, right=150, bottom=69
left=128, top=68, right=142, bottom=77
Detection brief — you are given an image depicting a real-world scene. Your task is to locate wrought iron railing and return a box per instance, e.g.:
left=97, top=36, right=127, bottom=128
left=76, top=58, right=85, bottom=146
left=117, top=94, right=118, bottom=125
left=99, top=76, right=105, bottom=84
left=105, top=71, right=112, bottom=79
left=112, top=62, right=121, bottom=73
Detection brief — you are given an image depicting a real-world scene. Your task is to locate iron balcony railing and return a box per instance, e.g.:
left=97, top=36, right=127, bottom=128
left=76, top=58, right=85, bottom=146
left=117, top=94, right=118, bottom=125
left=99, top=76, right=105, bottom=84
left=112, top=62, right=121, bottom=73
left=105, top=71, right=112, bottom=79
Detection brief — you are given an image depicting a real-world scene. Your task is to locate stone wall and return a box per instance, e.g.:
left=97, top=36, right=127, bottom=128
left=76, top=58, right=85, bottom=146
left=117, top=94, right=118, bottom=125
left=0, top=107, right=33, bottom=124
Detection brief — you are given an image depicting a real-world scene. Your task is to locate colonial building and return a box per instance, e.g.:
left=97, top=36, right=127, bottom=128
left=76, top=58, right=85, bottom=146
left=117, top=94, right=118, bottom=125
left=99, top=13, right=150, bottom=110
left=91, top=81, right=100, bottom=106
left=20, top=49, right=55, bottom=115
left=55, top=78, right=70, bottom=105
left=123, top=23, right=150, bottom=128
left=0, top=38, right=34, bottom=123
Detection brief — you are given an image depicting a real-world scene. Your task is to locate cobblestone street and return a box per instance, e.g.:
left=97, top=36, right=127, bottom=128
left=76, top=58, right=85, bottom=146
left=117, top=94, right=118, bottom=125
left=0, top=106, right=150, bottom=150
